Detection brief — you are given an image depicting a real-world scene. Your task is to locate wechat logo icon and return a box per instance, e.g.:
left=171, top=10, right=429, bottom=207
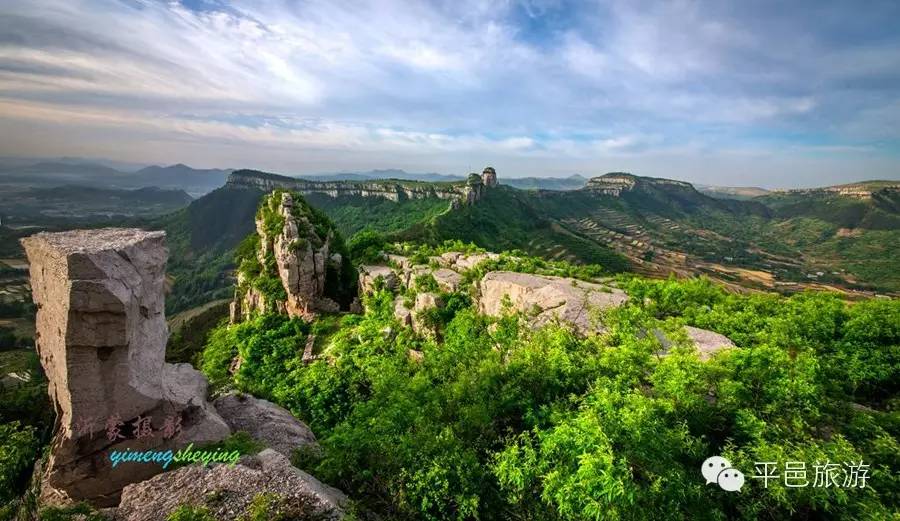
left=702, top=456, right=745, bottom=492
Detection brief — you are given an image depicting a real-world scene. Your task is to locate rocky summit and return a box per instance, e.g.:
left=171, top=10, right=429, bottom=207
left=230, top=191, right=353, bottom=323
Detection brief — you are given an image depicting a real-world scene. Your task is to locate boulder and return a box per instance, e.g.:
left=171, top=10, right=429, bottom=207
left=115, top=449, right=347, bottom=521
left=404, top=264, right=432, bottom=288
left=452, top=253, right=498, bottom=272
left=412, top=292, right=444, bottom=335
left=212, top=393, right=319, bottom=459
left=22, top=229, right=230, bottom=507
left=432, top=268, right=463, bottom=292
left=359, top=265, right=399, bottom=295
left=385, top=254, right=412, bottom=271
left=653, top=326, right=735, bottom=361
left=393, top=296, right=413, bottom=327
left=477, top=271, right=627, bottom=334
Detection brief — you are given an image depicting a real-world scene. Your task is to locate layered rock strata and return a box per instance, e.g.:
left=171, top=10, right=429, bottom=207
left=22, top=229, right=230, bottom=507
left=228, top=169, right=462, bottom=202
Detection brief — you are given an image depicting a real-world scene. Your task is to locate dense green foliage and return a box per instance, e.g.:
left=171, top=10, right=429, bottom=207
left=200, top=246, right=899, bottom=520
left=0, top=347, right=53, bottom=519
left=304, top=192, right=452, bottom=238
left=0, top=421, right=38, bottom=506
left=158, top=185, right=264, bottom=313
left=399, top=186, right=631, bottom=272
left=347, top=230, right=388, bottom=265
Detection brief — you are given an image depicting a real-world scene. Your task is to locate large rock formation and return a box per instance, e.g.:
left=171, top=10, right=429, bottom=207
left=477, top=271, right=628, bottom=334
left=464, top=173, right=485, bottom=205
left=22, top=229, right=230, bottom=507
left=232, top=191, right=348, bottom=322
left=115, top=449, right=348, bottom=521
left=482, top=167, right=498, bottom=187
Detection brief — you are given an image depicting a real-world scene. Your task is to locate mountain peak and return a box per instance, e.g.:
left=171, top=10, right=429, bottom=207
left=585, top=172, right=695, bottom=196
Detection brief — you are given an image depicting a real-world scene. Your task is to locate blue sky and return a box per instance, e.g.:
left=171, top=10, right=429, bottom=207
left=0, top=0, right=898, bottom=187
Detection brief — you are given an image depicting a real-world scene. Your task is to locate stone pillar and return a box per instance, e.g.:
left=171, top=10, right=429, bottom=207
left=482, top=166, right=497, bottom=187
left=22, top=228, right=230, bottom=507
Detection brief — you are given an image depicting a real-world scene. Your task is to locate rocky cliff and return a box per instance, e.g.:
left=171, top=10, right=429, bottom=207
left=22, top=228, right=348, bottom=518
left=22, top=229, right=231, bottom=507
left=231, top=190, right=355, bottom=323
left=585, top=172, right=695, bottom=196
left=228, top=169, right=465, bottom=202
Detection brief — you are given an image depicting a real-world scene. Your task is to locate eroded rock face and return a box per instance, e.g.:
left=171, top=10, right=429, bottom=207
left=115, top=449, right=347, bottom=521
left=477, top=271, right=628, bottom=334
left=213, top=393, right=319, bottom=459
left=359, top=264, right=399, bottom=295
left=482, top=167, right=498, bottom=187
left=22, top=229, right=230, bottom=507
left=235, top=192, right=344, bottom=322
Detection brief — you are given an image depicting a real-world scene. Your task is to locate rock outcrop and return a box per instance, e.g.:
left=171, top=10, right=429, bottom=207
left=22, top=229, right=230, bottom=507
left=115, top=449, right=348, bottom=521
left=232, top=191, right=349, bottom=322
left=476, top=271, right=628, bottom=334
left=228, top=169, right=463, bottom=202
left=213, top=393, right=319, bottom=459
left=653, top=326, right=735, bottom=361
left=482, top=167, right=498, bottom=187
left=358, top=264, right=400, bottom=295
left=464, top=173, right=485, bottom=205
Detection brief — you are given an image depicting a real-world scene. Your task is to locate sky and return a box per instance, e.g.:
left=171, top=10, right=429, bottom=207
left=0, top=0, right=899, bottom=188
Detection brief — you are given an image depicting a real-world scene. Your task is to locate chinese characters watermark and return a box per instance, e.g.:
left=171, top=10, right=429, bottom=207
left=752, top=461, right=870, bottom=489
left=72, top=412, right=184, bottom=442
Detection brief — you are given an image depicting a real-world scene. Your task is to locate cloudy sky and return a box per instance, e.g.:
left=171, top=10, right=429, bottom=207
left=1, top=0, right=898, bottom=187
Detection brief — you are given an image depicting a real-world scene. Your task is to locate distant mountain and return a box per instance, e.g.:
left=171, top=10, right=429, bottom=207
left=132, top=164, right=231, bottom=196
left=25, top=185, right=192, bottom=206
left=301, top=170, right=588, bottom=189
left=502, top=174, right=588, bottom=191
left=0, top=161, right=126, bottom=182
left=697, top=185, right=771, bottom=200
left=0, top=160, right=231, bottom=196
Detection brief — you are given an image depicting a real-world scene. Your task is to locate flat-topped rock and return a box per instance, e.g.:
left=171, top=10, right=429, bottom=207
left=22, top=228, right=229, bottom=507
left=477, top=271, right=628, bottom=334
left=432, top=268, right=463, bottom=292
left=23, top=228, right=166, bottom=256
left=115, top=449, right=347, bottom=521
left=359, top=265, right=399, bottom=295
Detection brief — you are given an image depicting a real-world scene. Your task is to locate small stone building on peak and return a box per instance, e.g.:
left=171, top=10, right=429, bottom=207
left=482, top=167, right=497, bottom=187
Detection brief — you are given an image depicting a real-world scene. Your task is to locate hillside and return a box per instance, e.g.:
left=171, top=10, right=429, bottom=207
left=697, top=185, right=771, bottom=199
left=157, top=169, right=466, bottom=312
left=154, top=168, right=900, bottom=315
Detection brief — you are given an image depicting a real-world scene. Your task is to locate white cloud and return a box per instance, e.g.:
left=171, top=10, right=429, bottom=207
left=0, top=0, right=897, bottom=182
